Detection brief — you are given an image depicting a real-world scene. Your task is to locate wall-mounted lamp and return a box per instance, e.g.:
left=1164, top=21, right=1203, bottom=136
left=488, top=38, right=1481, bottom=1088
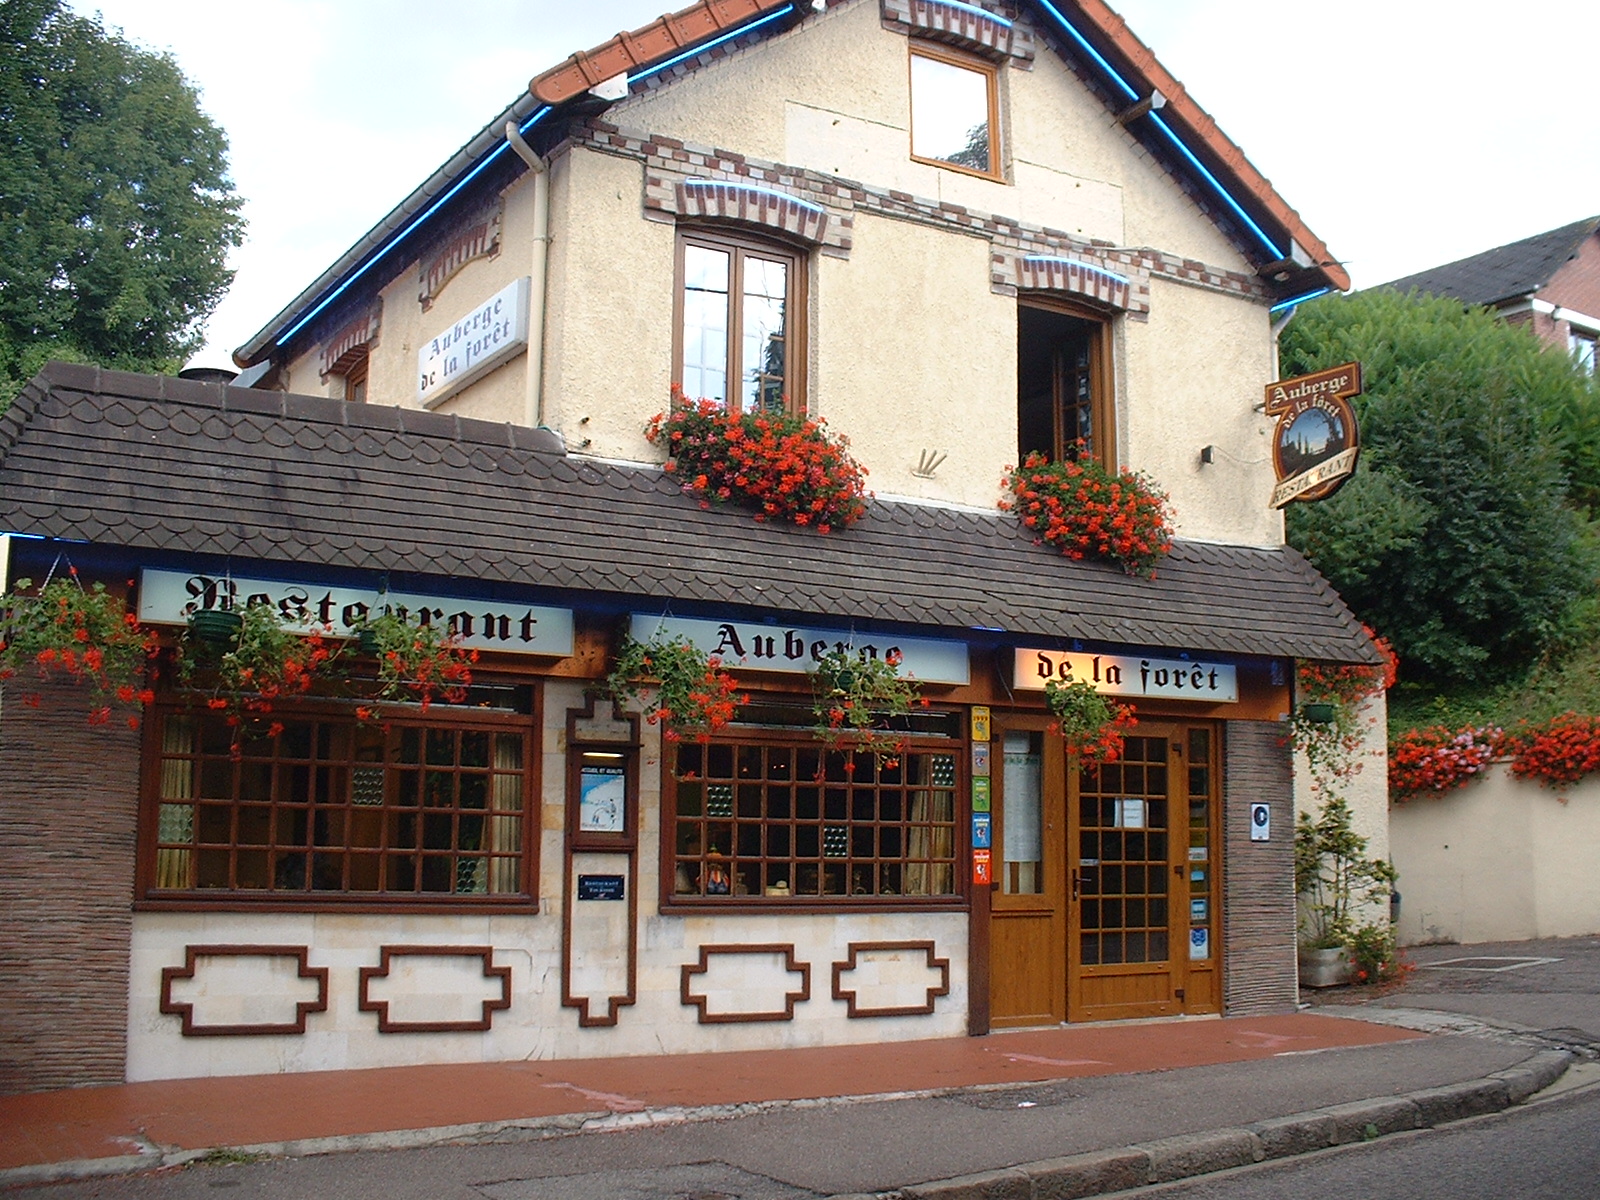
left=1199, top=445, right=1215, bottom=466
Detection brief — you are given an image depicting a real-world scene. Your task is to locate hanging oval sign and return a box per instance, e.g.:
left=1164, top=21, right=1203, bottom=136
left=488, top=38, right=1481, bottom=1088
left=1264, top=361, right=1362, bottom=508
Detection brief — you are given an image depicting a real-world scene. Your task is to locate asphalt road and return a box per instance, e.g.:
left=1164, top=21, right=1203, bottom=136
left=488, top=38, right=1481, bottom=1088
left=1109, top=1080, right=1600, bottom=1199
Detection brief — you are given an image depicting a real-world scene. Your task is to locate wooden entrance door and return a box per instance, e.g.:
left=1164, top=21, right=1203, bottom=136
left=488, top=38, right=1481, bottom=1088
left=988, top=718, right=1220, bottom=1027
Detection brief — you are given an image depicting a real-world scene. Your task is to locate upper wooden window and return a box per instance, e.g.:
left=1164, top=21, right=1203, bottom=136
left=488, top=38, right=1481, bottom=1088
left=909, top=43, right=1001, bottom=180
left=1017, top=300, right=1115, bottom=466
left=341, top=353, right=369, bottom=404
left=675, top=229, right=805, bottom=415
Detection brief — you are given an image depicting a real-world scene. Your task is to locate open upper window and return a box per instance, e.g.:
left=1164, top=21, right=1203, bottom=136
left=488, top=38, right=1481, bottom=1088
left=675, top=228, right=805, bottom=414
left=1017, top=301, right=1114, bottom=466
left=909, top=43, right=1001, bottom=180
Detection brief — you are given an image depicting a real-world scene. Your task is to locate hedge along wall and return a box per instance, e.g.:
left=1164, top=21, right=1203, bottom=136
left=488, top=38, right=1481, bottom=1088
left=1390, top=762, right=1600, bottom=946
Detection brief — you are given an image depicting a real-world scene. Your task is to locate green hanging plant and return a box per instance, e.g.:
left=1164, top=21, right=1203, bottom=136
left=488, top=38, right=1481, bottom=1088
left=1043, top=676, right=1137, bottom=764
left=608, top=632, right=745, bottom=742
left=809, top=645, right=926, bottom=758
left=180, top=602, right=343, bottom=733
left=0, top=568, right=157, bottom=726
left=351, top=610, right=478, bottom=715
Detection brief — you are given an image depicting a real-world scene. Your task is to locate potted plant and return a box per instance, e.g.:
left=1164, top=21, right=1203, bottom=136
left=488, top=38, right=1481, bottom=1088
left=0, top=568, right=157, bottom=726
left=608, top=631, right=744, bottom=742
left=181, top=602, right=341, bottom=733
left=999, top=447, right=1173, bottom=578
left=808, top=645, right=926, bottom=758
left=353, top=610, right=478, bottom=713
left=645, top=387, right=870, bottom=532
left=1294, top=796, right=1397, bottom=987
left=1044, top=676, right=1137, bottom=764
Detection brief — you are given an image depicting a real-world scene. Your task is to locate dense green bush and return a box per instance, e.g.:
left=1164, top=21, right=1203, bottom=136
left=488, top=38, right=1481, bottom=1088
left=1280, top=290, right=1600, bottom=689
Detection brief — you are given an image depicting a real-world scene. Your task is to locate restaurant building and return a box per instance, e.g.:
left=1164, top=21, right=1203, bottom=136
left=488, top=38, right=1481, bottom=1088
left=0, top=0, right=1376, bottom=1094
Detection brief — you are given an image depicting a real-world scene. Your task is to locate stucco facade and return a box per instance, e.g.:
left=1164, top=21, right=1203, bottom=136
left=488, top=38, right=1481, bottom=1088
left=0, top=0, right=1376, bottom=1094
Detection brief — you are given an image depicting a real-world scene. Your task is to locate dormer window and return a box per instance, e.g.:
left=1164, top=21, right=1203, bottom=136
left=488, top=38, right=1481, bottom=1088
left=909, top=43, right=1001, bottom=180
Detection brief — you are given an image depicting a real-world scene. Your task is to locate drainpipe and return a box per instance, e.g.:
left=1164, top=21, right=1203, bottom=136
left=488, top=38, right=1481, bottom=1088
left=1269, top=304, right=1298, bottom=381
left=505, top=122, right=550, bottom=430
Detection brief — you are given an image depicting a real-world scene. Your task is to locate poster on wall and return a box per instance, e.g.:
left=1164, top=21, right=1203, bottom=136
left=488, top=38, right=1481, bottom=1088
left=578, top=765, right=626, bottom=834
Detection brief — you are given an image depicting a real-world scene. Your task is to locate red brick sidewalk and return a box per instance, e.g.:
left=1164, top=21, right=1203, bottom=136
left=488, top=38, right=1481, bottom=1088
left=0, top=1012, right=1421, bottom=1173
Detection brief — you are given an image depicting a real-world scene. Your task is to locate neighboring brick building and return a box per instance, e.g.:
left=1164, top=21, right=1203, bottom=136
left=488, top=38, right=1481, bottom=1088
left=1, top=0, right=1377, bottom=1093
left=1382, top=215, right=1600, bottom=374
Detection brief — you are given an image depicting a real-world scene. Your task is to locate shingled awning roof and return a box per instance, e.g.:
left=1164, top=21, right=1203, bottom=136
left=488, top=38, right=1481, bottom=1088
left=0, top=364, right=1377, bottom=665
left=1380, top=216, right=1600, bottom=308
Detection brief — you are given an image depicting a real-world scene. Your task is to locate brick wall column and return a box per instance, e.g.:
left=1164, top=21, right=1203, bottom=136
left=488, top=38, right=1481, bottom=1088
left=1222, top=720, right=1298, bottom=1015
left=0, top=681, right=142, bottom=1094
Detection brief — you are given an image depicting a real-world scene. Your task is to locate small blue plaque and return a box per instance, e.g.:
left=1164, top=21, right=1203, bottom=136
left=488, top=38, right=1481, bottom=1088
left=577, top=874, right=626, bottom=901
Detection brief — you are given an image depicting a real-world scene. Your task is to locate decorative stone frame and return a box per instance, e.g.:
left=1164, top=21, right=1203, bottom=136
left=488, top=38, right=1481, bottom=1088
left=831, top=940, right=951, bottom=1017
left=160, top=944, right=329, bottom=1037
left=358, top=945, right=512, bottom=1034
left=681, top=943, right=812, bottom=1023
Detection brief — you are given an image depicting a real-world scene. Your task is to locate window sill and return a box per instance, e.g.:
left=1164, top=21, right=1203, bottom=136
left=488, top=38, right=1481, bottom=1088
left=135, top=895, right=541, bottom=917
left=661, top=897, right=967, bottom=916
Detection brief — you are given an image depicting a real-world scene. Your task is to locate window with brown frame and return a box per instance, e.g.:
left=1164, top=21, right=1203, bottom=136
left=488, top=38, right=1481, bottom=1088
left=908, top=42, right=1002, bottom=180
left=141, top=698, right=536, bottom=907
left=340, top=353, right=369, bottom=404
left=675, top=228, right=805, bottom=414
left=665, top=721, right=963, bottom=907
left=1018, top=300, right=1115, bottom=466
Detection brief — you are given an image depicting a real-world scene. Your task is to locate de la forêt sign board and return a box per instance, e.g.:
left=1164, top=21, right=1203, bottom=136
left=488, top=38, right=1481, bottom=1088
left=417, top=276, right=529, bottom=408
left=139, top=569, right=574, bottom=657
left=1013, top=648, right=1238, bottom=704
left=1264, top=362, right=1362, bottom=508
left=631, top=615, right=970, bottom=685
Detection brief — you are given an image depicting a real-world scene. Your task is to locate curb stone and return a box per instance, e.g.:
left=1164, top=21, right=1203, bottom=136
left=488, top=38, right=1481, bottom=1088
left=836, top=1051, right=1573, bottom=1200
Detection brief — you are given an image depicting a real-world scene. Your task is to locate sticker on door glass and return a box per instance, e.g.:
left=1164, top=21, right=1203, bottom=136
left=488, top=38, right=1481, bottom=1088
left=1114, top=799, right=1146, bottom=828
left=1190, top=898, right=1208, bottom=921
left=1189, top=927, right=1210, bottom=960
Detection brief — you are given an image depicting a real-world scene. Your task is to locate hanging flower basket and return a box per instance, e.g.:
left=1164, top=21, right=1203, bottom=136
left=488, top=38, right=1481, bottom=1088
left=809, top=645, right=926, bottom=759
left=352, top=611, right=478, bottom=714
left=999, top=449, right=1173, bottom=578
left=0, top=569, right=157, bottom=726
left=187, top=607, right=243, bottom=645
left=607, top=631, right=745, bottom=743
left=1044, top=676, right=1137, bottom=764
left=646, top=387, right=870, bottom=532
left=181, top=602, right=342, bottom=735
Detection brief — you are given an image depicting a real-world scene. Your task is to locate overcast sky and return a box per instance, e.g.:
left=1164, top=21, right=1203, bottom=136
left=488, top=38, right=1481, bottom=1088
left=70, top=0, right=1600, bottom=373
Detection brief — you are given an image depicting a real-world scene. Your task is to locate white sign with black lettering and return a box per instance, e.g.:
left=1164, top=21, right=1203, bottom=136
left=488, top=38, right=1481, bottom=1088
left=1012, top=648, right=1237, bottom=703
left=139, top=569, right=573, bottom=657
left=417, top=276, right=529, bottom=407
left=631, top=615, right=969, bottom=685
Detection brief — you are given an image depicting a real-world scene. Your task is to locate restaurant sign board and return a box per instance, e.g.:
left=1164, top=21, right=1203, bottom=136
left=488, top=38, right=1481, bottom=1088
left=139, top=569, right=574, bottom=657
left=630, top=615, right=970, bottom=685
left=1264, top=361, right=1362, bottom=508
left=1013, top=648, right=1238, bottom=704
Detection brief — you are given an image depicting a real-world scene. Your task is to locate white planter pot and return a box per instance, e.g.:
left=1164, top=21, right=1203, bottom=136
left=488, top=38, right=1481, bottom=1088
left=1298, top=946, right=1352, bottom=989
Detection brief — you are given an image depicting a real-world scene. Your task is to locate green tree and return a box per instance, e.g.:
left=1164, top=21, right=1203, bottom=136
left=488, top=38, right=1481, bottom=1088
left=1280, top=289, right=1600, bottom=688
left=0, top=0, right=245, bottom=405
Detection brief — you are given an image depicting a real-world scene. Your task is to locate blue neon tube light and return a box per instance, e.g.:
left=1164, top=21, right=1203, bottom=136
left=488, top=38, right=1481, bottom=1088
left=1269, top=287, right=1330, bottom=314
left=277, top=105, right=554, bottom=348
left=1032, top=0, right=1284, bottom=263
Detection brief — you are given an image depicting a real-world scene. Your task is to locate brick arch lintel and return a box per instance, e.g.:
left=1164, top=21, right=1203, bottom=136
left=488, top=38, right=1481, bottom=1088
left=1016, top=255, right=1134, bottom=312
left=676, top=179, right=831, bottom=246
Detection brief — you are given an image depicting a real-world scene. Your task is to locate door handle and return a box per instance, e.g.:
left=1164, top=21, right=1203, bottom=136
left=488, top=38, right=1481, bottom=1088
left=1072, top=869, right=1082, bottom=901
